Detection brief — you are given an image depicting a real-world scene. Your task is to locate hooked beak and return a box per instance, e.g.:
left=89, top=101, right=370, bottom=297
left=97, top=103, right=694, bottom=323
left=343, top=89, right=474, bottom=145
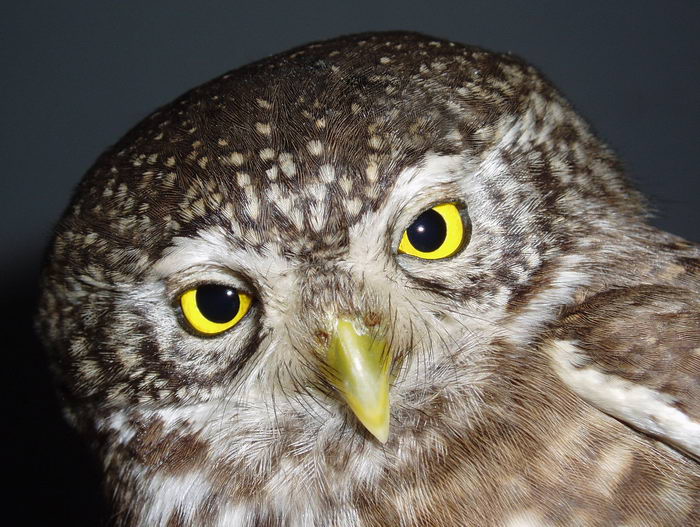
left=325, top=318, right=391, bottom=443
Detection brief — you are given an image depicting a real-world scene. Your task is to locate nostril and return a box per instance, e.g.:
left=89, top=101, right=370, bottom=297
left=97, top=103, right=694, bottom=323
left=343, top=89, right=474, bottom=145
left=364, top=312, right=381, bottom=327
left=315, top=330, right=330, bottom=344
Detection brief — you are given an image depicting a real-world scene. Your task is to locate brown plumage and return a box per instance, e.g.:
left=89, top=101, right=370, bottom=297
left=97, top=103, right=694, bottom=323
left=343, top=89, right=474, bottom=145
left=37, top=31, right=699, bottom=526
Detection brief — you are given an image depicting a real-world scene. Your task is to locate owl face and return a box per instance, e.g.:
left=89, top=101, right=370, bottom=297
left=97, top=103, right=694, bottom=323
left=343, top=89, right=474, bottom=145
left=88, top=151, right=567, bottom=442
left=37, top=32, right=650, bottom=522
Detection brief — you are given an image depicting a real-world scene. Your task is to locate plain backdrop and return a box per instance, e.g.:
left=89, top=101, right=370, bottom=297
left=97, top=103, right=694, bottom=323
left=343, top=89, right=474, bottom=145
left=3, top=2, right=698, bottom=525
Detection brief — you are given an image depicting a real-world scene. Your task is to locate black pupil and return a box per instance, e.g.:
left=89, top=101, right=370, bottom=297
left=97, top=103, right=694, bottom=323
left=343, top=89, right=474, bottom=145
left=196, top=285, right=240, bottom=323
left=407, top=208, right=447, bottom=252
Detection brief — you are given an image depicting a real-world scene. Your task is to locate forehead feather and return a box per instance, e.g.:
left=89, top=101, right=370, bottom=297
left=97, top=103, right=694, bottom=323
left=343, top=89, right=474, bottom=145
left=52, top=31, right=637, bottom=281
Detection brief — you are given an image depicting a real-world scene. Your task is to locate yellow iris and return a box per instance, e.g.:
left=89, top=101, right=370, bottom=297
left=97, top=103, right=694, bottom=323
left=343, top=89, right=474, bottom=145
left=398, top=202, right=466, bottom=259
left=180, top=285, right=252, bottom=335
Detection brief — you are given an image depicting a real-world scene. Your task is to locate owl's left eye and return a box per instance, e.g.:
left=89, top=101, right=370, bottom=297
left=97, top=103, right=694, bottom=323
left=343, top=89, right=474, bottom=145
left=398, top=202, right=469, bottom=259
left=180, top=284, right=252, bottom=335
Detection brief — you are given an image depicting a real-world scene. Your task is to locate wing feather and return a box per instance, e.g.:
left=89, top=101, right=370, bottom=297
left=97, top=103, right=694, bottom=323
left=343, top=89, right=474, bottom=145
left=545, top=285, right=700, bottom=460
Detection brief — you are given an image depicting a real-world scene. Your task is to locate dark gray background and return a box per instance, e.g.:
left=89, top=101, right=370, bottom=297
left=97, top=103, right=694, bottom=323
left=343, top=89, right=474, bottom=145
left=3, top=2, right=698, bottom=525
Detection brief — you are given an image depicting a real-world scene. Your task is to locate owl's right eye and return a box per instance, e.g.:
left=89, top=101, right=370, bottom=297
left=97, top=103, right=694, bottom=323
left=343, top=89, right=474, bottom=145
left=180, top=284, right=252, bottom=335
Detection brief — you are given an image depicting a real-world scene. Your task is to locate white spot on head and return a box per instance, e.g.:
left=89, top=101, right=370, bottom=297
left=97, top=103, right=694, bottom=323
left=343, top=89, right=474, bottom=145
left=259, top=148, right=276, bottom=161
left=288, top=207, right=304, bottom=231
left=236, top=172, right=251, bottom=187
left=318, top=164, right=336, bottom=183
left=164, top=172, right=176, bottom=188
left=278, top=152, right=297, bottom=177
left=366, top=159, right=379, bottom=182
left=266, top=165, right=279, bottom=181
left=270, top=183, right=293, bottom=215
left=339, top=175, right=353, bottom=195
left=222, top=152, right=246, bottom=166
left=306, top=140, right=324, bottom=156
left=346, top=198, right=362, bottom=217
left=244, top=187, right=260, bottom=220
left=368, top=135, right=384, bottom=150
left=255, top=122, right=272, bottom=136
left=308, top=194, right=328, bottom=233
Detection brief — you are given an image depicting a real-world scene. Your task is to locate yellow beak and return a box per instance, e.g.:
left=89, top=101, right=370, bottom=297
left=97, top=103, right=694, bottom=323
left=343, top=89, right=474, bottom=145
left=325, top=318, right=391, bottom=443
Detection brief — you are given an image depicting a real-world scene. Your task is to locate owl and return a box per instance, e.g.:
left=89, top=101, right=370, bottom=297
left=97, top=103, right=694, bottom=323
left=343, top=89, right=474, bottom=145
left=37, top=31, right=699, bottom=526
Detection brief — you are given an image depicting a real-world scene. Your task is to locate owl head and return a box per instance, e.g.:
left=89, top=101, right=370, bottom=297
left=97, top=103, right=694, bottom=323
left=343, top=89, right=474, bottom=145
left=37, top=31, right=648, bottom=521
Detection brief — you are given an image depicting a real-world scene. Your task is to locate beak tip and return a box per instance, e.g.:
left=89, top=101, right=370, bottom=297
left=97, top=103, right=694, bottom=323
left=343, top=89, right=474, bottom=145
left=373, top=427, right=390, bottom=444
left=358, top=414, right=390, bottom=443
